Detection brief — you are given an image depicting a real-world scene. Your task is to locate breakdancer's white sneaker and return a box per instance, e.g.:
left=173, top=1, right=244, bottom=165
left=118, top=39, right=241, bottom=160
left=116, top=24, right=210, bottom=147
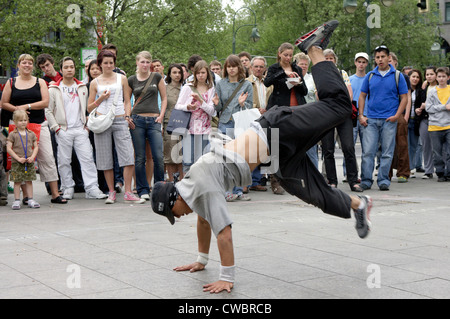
left=295, top=20, right=339, bottom=54
left=354, top=195, right=372, bottom=239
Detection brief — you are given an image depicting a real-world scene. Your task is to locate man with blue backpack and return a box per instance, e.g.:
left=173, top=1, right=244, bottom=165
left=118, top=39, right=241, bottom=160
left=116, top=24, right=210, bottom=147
left=358, top=45, right=408, bottom=191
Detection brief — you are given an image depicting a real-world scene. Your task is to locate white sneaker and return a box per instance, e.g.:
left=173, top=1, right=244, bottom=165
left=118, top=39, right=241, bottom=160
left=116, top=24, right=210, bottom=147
left=62, top=188, right=74, bottom=200
left=226, top=193, right=239, bottom=202
left=12, top=200, right=21, bottom=210
left=140, top=194, right=150, bottom=201
left=237, top=194, right=251, bottom=201
left=105, top=191, right=116, bottom=204
left=86, top=188, right=108, bottom=199
left=28, top=199, right=40, bottom=209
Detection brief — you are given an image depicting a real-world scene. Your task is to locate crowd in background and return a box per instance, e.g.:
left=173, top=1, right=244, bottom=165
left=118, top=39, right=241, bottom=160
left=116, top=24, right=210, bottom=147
left=1, top=42, right=449, bottom=210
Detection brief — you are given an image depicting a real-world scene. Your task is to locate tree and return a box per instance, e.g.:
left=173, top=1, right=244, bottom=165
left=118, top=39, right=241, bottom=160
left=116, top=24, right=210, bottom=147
left=243, top=0, right=442, bottom=73
left=0, top=0, right=101, bottom=72
left=98, top=0, right=227, bottom=74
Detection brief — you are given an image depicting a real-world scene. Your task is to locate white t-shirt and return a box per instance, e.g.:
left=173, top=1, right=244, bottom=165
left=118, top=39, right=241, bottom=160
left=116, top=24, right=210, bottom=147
left=96, top=74, right=125, bottom=116
left=60, top=82, right=83, bottom=129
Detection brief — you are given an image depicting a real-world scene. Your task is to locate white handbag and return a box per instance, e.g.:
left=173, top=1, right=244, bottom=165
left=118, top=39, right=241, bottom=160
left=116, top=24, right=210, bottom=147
left=87, top=75, right=121, bottom=134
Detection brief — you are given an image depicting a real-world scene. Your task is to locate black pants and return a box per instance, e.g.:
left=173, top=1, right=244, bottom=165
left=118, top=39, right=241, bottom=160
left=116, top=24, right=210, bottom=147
left=321, top=117, right=359, bottom=187
left=257, top=61, right=352, bottom=219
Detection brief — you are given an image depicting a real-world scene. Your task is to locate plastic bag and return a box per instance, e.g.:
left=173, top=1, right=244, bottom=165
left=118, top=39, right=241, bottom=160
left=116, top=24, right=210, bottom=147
left=232, top=108, right=261, bottom=138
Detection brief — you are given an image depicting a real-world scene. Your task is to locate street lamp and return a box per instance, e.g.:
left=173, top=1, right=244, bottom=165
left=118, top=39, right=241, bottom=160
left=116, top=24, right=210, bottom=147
left=343, top=0, right=395, bottom=70
left=232, top=6, right=260, bottom=54
left=343, top=0, right=358, bottom=13
left=344, top=0, right=394, bottom=12
left=431, top=26, right=443, bottom=64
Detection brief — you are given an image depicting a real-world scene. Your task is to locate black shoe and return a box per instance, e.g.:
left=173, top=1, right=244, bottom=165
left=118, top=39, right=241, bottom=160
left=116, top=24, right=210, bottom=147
left=350, top=184, right=364, bottom=192
left=379, top=184, right=389, bottom=191
left=295, top=20, right=339, bottom=54
left=437, top=176, right=447, bottom=182
left=354, top=195, right=372, bottom=239
left=416, top=168, right=425, bottom=173
left=115, top=183, right=123, bottom=193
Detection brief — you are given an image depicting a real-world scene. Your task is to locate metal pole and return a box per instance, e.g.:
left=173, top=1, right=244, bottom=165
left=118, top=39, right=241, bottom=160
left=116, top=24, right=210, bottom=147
left=366, top=0, right=371, bottom=72
left=232, top=6, right=258, bottom=55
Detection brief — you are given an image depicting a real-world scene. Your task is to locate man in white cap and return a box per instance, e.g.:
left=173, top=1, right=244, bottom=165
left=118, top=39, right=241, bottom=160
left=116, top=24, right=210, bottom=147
left=349, top=52, right=369, bottom=159
left=350, top=52, right=369, bottom=113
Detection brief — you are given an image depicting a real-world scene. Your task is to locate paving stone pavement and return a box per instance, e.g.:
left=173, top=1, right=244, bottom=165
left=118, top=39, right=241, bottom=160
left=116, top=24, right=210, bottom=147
left=1, top=147, right=449, bottom=300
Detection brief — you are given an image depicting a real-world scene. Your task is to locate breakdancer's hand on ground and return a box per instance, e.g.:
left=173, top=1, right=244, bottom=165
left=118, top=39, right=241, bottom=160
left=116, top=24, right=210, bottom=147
left=173, top=262, right=205, bottom=273
left=203, top=281, right=233, bottom=294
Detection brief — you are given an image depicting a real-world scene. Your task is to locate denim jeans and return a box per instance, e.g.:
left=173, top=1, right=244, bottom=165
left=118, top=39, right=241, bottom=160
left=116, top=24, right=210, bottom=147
left=219, top=120, right=243, bottom=195
left=182, top=133, right=210, bottom=173
left=251, top=165, right=262, bottom=186
left=130, top=115, right=164, bottom=196
left=408, top=119, right=420, bottom=170
left=218, top=120, right=235, bottom=139
left=361, top=119, right=397, bottom=188
left=306, top=144, right=318, bottom=169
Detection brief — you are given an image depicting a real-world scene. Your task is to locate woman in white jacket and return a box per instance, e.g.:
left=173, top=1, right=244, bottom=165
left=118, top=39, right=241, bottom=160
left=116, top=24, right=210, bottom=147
left=46, top=57, right=107, bottom=200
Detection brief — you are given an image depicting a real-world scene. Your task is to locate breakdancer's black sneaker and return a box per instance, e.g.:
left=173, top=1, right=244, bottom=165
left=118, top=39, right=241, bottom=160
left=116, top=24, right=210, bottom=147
left=295, top=20, right=339, bottom=54
left=354, top=195, right=372, bottom=239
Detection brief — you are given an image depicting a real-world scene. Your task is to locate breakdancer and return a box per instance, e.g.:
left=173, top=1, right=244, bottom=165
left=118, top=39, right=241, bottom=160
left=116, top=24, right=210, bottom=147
left=151, top=20, right=372, bottom=294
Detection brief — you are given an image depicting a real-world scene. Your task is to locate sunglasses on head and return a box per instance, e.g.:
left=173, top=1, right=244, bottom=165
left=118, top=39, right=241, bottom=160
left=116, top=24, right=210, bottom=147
left=374, top=45, right=388, bottom=51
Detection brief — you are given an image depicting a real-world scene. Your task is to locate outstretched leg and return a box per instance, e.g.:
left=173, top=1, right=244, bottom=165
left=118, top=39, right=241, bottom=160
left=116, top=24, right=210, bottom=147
left=256, top=22, right=371, bottom=238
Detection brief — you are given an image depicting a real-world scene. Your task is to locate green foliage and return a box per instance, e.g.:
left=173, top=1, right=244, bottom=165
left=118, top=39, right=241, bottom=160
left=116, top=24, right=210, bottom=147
left=0, top=0, right=100, bottom=73
left=102, top=0, right=227, bottom=75
left=0, top=0, right=445, bottom=78
left=245, top=0, right=443, bottom=74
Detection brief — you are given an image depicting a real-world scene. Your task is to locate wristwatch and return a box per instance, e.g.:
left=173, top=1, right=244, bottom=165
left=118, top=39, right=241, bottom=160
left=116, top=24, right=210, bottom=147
left=28, top=104, right=31, bottom=111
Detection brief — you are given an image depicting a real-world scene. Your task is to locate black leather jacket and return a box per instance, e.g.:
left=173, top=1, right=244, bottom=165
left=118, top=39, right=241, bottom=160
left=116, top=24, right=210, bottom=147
left=264, top=62, right=307, bottom=110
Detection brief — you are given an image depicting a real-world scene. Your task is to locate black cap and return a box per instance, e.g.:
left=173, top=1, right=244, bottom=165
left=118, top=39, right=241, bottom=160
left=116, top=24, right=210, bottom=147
left=151, top=181, right=179, bottom=225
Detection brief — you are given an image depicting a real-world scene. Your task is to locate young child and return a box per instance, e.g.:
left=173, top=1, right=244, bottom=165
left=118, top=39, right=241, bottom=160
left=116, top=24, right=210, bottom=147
left=0, top=128, right=7, bottom=206
left=425, top=66, right=450, bottom=182
left=6, top=110, right=40, bottom=209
